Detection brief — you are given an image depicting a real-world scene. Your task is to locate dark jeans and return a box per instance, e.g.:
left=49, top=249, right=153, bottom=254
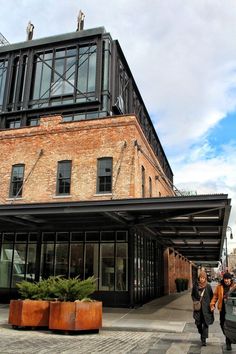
left=220, top=303, right=231, bottom=344
left=197, top=311, right=209, bottom=339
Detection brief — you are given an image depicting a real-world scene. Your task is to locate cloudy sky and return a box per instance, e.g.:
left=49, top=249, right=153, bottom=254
left=1, top=0, right=236, bottom=251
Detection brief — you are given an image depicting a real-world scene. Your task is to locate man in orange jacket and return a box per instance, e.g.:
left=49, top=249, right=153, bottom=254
left=210, top=273, right=236, bottom=351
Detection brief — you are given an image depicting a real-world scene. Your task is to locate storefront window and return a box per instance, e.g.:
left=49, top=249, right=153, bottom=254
left=26, top=244, right=37, bottom=282
left=0, top=243, right=13, bottom=288
left=12, top=244, right=27, bottom=287
left=40, top=243, right=54, bottom=278
left=99, top=243, right=114, bottom=291
left=115, top=243, right=128, bottom=291
left=55, top=244, right=68, bottom=277
left=70, top=243, right=84, bottom=278
left=85, top=244, right=98, bottom=288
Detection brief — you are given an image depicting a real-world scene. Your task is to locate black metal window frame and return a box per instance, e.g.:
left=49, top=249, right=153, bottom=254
left=0, top=57, right=8, bottom=110
left=9, top=163, right=25, bottom=198
left=0, top=34, right=107, bottom=127
left=56, top=160, right=72, bottom=195
left=29, top=42, right=99, bottom=109
left=97, top=157, right=113, bottom=193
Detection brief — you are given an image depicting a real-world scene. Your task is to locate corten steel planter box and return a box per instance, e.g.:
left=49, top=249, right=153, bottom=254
left=49, top=301, right=102, bottom=331
left=8, top=299, right=50, bottom=328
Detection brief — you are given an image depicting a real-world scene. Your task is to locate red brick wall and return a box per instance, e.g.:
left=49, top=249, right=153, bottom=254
left=0, top=114, right=174, bottom=204
left=164, top=247, right=192, bottom=294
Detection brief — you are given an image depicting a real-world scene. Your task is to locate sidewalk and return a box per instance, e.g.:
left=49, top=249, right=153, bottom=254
left=103, top=290, right=195, bottom=332
left=0, top=290, right=196, bottom=333
left=0, top=288, right=235, bottom=353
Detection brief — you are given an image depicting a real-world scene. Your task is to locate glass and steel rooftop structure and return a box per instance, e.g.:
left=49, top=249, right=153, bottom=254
left=0, top=27, right=173, bottom=182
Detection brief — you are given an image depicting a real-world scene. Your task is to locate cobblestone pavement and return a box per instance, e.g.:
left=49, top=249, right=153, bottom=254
left=0, top=323, right=235, bottom=354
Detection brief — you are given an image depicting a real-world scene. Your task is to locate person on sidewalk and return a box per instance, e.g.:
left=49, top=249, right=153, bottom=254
left=210, top=272, right=236, bottom=351
left=191, top=270, right=214, bottom=346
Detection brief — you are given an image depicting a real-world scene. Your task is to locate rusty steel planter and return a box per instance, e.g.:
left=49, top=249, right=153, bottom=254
left=49, top=301, right=102, bottom=331
left=8, top=299, right=50, bottom=328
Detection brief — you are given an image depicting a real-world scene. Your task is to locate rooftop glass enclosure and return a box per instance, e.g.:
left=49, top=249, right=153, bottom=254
left=0, top=27, right=173, bottom=182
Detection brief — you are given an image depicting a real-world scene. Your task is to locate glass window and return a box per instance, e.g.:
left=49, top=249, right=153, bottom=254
left=70, top=243, right=84, bottom=278
left=85, top=243, right=98, bottom=288
left=101, top=231, right=115, bottom=242
left=0, top=243, right=13, bottom=288
left=40, top=243, right=55, bottom=279
left=56, top=160, right=72, bottom=195
left=55, top=244, right=68, bottom=277
left=32, top=52, right=52, bottom=99
left=116, top=243, right=128, bottom=291
left=51, top=54, right=75, bottom=96
left=6, top=119, right=21, bottom=129
left=99, top=243, right=114, bottom=291
left=2, top=233, right=14, bottom=242
left=116, top=231, right=128, bottom=242
left=78, top=45, right=97, bottom=93
left=56, top=232, right=69, bottom=242
left=16, top=233, right=28, bottom=242
left=9, top=164, right=25, bottom=198
left=9, top=57, right=19, bottom=105
left=25, top=243, right=37, bottom=282
left=11, top=244, right=27, bottom=287
left=28, top=118, right=39, bottom=126
left=0, top=59, right=8, bottom=107
left=71, top=232, right=84, bottom=242
left=86, top=231, right=100, bottom=242
left=97, top=157, right=112, bottom=193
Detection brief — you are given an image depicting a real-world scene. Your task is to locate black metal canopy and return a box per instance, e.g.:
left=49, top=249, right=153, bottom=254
left=0, top=194, right=231, bottom=266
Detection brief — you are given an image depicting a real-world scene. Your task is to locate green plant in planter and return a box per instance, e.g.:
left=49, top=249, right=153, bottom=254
left=16, top=280, right=39, bottom=300
left=16, top=276, right=61, bottom=300
left=51, top=276, right=96, bottom=302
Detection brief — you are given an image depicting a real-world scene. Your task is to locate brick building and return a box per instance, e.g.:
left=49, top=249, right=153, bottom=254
left=0, top=25, right=231, bottom=306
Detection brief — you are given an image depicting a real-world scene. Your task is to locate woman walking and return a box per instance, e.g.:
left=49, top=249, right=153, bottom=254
left=191, top=270, right=214, bottom=346
left=210, top=272, right=236, bottom=351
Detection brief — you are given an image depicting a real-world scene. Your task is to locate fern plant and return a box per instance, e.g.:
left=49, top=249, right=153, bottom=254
left=16, top=276, right=96, bottom=302
left=16, top=280, right=39, bottom=300
left=51, top=276, right=96, bottom=302
left=16, top=276, right=61, bottom=300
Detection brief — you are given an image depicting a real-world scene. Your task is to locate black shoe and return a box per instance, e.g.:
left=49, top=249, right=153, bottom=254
left=201, top=338, right=206, bottom=346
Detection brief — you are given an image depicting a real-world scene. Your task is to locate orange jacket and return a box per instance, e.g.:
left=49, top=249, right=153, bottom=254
left=210, top=283, right=236, bottom=312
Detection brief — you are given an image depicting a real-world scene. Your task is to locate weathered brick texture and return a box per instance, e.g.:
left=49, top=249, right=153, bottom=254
left=0, top=115, right=174, bottom=204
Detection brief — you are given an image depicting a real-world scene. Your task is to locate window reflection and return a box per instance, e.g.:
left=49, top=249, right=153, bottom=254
left=41, top=243, right=54, bottom=279
left=55, top=244, right=68, bottom=277
left=85, top=244, right=98, bottom=288
left=100, top=243, right=114, bottom=291
left=31, top=45, right=97, bottom=107
left=26, top=244, right=37, bottom=282
left=116, top=243, right=128, bottom=291
left=0, top=59, right=8, bottom=107
left=70, top=244, right=84, bottom=278
left=0, top=243, right=13, bottom=288
left=12, top=244, right=27, bottom=287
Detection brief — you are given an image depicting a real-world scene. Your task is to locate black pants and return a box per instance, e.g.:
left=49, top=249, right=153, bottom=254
left=220, top=304, right=231, bottom=345
left=197, top=311, right=209, bottom=339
